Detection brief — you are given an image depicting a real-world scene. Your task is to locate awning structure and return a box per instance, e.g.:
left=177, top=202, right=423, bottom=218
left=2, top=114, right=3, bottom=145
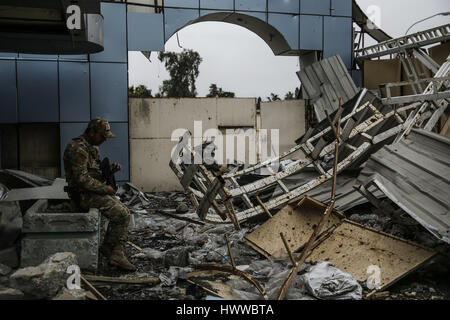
left=356, top=129, right=450, bottom=244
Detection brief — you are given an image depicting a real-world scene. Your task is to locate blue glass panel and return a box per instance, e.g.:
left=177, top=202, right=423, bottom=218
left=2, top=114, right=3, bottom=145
left=200, top=9, right=231, bottom=19
left=323, top=16, right=352, bottom=69
left=235, top=0, right=266, bottom=12
left=164, top=8, right=200, bottom=42
left=236, top=11, right=266, bottom=22
left=331, top=0, right=352, bottom=17
left=268, top=13, right=299, bottom=50
left=165, top=0, right=199, bottom=8
left=90, top=3, right=127, bottom=63
left=268, top=0, right=299, bottom=14
left=59, top=62, right=90, bottom=122
left=200, top=0, right=233, bottom=10
left=164, top=0, right=199, bottom=9
left=300, top=15, right=323, bottom=51
left=0, top=53, right=18, bottom=59
left=19, top=54, right=58, bottom=60
left=58, top=54, right=89, bottom=61
left=17, top=60, right=58, bottom=122
left=100, top=122, right=129, bottom=181
left=301, top=0, right=330, bottom=15
left=90, top=62, right=128, bottom=122
left=0, top=60, right=18, bottom=123
left=127, top=12, right=164, bottom=51
left=60, top=122, right=88, bottom=176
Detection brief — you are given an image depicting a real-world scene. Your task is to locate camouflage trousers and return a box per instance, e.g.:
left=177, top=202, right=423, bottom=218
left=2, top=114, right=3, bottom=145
left=80, top=193, right=130, bottom=248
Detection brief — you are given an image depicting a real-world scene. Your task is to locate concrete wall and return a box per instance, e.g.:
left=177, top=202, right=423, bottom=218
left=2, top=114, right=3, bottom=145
left=260, top=100, right=306, bottom=156
left=129, top=98, right=257, bottom=192
left=130, top=98, right=306, bottom=192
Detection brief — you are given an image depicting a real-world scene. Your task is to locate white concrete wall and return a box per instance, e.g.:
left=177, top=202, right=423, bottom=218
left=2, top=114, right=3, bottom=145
left=130, top=98, right=306, bottom=192
left=260, top=100, right=306, bottom=157
left=129, top=98, right=256, bottom=192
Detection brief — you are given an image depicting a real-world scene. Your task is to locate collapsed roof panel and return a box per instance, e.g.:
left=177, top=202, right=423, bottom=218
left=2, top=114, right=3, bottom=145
left=244, top=196, right=436, bottom=292
left=297, top=55, right=359, bottom=122
left=356, top=129, right=450, bottom=244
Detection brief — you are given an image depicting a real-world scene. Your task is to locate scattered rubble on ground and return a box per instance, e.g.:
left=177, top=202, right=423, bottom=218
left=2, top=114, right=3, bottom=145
left=0, top=26, right=449, bottom=301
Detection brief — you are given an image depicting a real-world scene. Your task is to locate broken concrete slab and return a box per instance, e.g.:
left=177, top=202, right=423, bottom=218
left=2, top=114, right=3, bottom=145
left=52, top=287, right=86, bottom=300
left=22, top=200, right=98, bottom=233
left=10, top=252, right=78, bottom=299
left=0, top=262, right=12, bottom=276
left=0, top=185, right=22, bottom=250
left=21, top=199, right=100, bottom=270
left=4, top=178, right=69, bottom=202
left=0, top=246, right=19, bottom=268
left=0, top=287, right=25, bottom=300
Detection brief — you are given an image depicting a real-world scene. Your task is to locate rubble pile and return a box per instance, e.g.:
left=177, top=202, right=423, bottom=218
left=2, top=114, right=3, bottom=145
left=88, top=185, right=449, bottom=301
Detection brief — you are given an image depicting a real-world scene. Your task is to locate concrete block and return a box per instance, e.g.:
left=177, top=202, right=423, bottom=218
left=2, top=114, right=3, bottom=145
left=21, top=235, right=98, bottom=271
left=0, top=246, right=20, bottom=268
left=21, top=200, right=99, bottom=270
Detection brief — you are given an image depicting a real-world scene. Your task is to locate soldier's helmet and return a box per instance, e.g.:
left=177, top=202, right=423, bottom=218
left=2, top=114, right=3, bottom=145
left=87, top=117, right=115, bottom=138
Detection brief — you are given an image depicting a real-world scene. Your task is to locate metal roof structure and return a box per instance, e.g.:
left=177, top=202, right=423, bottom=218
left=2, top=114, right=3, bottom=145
left=356, top=129, right=450, bottom=244
left=297, top=55, right=359, bottom=122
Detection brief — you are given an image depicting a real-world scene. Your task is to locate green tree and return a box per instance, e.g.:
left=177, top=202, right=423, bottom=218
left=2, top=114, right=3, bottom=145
left=267, top=93, right=281, bottom=101
left=158, top=49, right=202, bottom=98
left=206, top=83, right=235, bottom=98
left=128, top=84, right=153, bottom=98
left=284, top=91, right=295, bottom=100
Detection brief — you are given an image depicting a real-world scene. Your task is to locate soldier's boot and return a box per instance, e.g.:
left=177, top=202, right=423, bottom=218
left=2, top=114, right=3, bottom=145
left=99, top=242, right=114, bottom=258
left=109, top=244, right=136, bottom=272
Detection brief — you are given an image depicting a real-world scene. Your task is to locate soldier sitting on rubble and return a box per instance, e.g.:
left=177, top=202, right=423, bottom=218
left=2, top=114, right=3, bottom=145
left=63, top=118, right=136, bottom=272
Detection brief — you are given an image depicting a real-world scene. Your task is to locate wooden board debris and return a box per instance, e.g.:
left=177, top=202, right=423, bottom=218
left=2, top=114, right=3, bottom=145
left=243, top=197, right=344, bottom=259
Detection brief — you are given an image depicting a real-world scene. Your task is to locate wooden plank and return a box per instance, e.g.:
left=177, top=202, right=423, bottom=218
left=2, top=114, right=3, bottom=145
left=298, top=70, right=318, bottom=98
left=311, top=61, right=328, bottom=84
left=80, top=276, right=107, bottom=300
left=307, top=221, right=437, bottom=290
left=321, top=58, right=349, bottom=101
left=83, top=275, right=161, bottom=285
left=330, top=56, right=358, bottom=98
left=322, top=82, right=340, bottom=112
left=326, top=56, right=352, bottom=100
left=180, top=164, right=199, bottom=188
left=335, top=55, right=359, bottom=93
left=304, top=65, right=323, bottom=95
left=244, top=198, right=343, bottom=259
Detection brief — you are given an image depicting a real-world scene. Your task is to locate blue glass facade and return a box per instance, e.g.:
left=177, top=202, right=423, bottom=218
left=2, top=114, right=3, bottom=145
left=0, top=1, right=355, bottom=184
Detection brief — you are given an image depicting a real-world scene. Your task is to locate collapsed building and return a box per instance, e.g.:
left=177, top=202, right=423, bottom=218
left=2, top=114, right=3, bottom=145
left=0, top=0, right=449, bottom=300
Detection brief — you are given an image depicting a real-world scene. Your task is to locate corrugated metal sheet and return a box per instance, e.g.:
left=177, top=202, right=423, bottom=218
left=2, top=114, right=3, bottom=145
left=356, top=129, right=450, bottom=243
left=297, top=55, right=358, bottom=122
left=269, top=168, right=385, bottom=212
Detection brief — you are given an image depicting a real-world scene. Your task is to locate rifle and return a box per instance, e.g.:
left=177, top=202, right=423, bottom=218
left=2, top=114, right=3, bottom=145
left=101, top=157, right=117, bottom=191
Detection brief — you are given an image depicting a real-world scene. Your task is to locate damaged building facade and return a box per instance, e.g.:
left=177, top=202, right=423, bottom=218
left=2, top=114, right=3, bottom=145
left=0, top=0, right=449, bottom=301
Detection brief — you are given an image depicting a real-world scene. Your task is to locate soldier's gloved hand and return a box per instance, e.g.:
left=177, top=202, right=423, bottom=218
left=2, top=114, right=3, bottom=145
left=111, top=163, right=122, bottom=173
left=106, top=185, right=116, bottom=195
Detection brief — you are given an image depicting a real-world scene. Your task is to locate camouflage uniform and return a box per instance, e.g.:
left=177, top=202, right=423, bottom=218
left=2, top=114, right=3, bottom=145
left=63, top=119, right=130, bottom=255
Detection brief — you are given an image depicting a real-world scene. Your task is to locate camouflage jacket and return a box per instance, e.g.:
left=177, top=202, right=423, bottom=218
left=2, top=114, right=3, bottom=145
left=63, top=134, right=109, bottom=195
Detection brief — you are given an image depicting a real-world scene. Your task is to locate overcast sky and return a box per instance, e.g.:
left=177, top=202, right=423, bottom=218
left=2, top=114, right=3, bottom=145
left=128, top=0, right=450, bottom=99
